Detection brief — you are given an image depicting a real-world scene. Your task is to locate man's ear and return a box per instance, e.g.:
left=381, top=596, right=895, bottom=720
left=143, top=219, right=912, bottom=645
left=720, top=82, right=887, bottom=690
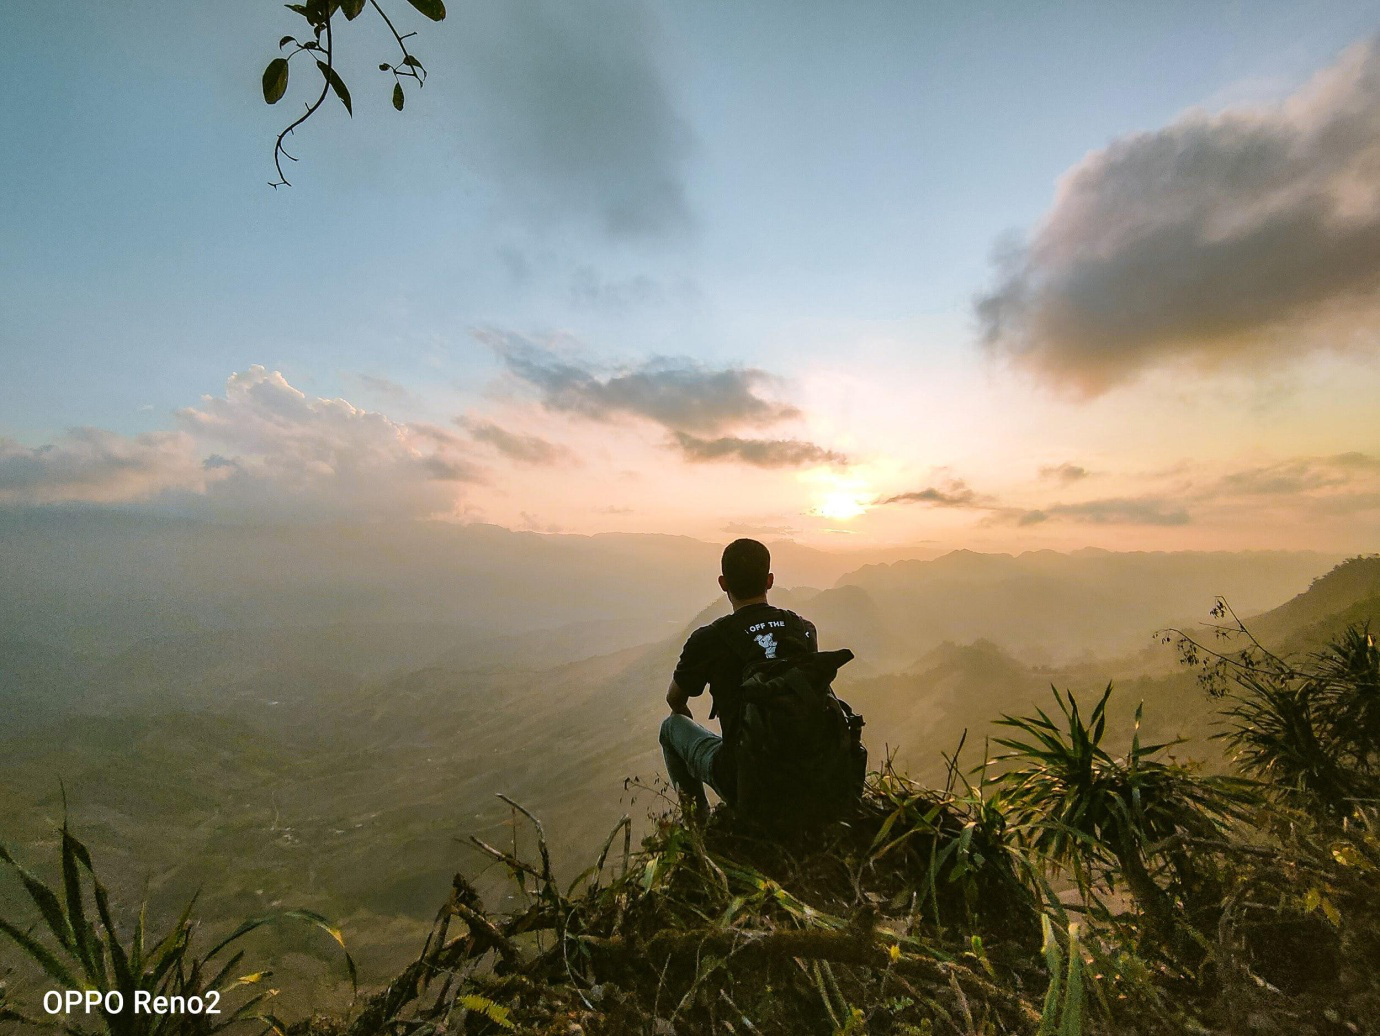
left=718, top=574, right=729, bottom=593
left=766, top=573, right=775, bottom=591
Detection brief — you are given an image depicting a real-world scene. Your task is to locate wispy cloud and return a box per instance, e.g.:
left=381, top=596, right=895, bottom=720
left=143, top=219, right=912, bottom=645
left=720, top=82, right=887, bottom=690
left=459, top=417, right=574, bottom=466
left=978, top=37, right=1380, bottom=395
left=485, top=332, right=799, bottom=434
left=723, top=521, right=800, bottom=537
left=348, top=373, right=420, bottom=407
left=1216, top=452, right=1380, bottom=496
left=671, top=432, right=847, bottom=468
left=1016, top=497, right=1191, bottom=526
left=1039, top=463, right=1090, bottom=484
left=875, top=480, right=982, bottom=507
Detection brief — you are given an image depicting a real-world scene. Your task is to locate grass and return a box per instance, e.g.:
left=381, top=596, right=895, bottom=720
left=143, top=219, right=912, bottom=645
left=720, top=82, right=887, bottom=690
left=0, top=812, right=355, bottom=1036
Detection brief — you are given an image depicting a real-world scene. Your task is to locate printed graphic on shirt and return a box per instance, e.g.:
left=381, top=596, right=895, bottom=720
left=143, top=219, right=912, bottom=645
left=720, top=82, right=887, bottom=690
left=754, top=632, right=778, bottom=658
left=747, top=619, right=788, bottom=634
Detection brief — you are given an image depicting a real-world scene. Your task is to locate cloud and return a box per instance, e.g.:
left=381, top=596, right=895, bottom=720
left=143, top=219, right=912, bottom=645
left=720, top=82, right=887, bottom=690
left=486, top=332, right=799, bottom=433
left=459, top=417, right=574, bottom=465
left=1209, top=452, right=1380, bottom=512
left=1218, top=459, right=1350, bottom=496
left=876, top=480, right=982, bottom=507
left=1023, top=497, right=1192, bottom=526
left=453, top=0, right=693, bottom=239
left=569, top=267, right=662, bottom=309
left=348, top=373, right=419, bottom=406
left=723, top=521, right=800, bottom=537
left=0, top=429, right=205, bottom=505
left=1039, top=463, right=1090, bottom=484
left=977, top=37, right=1380, bottom=395
left=670, top=432, right=847, bottom=468
left=1, top=367, right=481, bottom=519
left=173, top=366, right=481, bottom=519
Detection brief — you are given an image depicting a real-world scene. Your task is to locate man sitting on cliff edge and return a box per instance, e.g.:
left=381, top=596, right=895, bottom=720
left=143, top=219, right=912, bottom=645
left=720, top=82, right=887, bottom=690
left=659, top=538, right=819, bottom=817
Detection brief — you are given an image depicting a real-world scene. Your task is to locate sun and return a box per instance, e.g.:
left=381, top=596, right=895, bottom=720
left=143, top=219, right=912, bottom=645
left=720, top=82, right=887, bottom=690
left=815, top=491, right=867, bottom=520
left=813, top=487, right=871, bottom=521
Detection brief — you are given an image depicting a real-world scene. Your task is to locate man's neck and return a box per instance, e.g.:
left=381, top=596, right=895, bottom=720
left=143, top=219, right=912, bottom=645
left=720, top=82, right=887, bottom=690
left=729, top=594, right=769, bottom=613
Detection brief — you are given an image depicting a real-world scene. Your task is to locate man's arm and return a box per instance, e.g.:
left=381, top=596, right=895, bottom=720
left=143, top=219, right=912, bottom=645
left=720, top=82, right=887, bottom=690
left=666, top=677, right=693, bottom=718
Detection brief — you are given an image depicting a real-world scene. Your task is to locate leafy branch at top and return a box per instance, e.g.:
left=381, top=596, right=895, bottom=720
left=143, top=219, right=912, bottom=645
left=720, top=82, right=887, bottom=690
left=262, top=0, right=445, bottom=187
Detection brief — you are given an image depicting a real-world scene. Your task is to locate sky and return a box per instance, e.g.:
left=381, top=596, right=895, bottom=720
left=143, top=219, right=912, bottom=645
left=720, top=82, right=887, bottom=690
left=2, top=0, right=1379, bottom=552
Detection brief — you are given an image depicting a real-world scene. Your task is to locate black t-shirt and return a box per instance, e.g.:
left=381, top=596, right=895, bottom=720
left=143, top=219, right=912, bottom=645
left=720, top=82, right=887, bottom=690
left=671, top=602, right=818, bottom=799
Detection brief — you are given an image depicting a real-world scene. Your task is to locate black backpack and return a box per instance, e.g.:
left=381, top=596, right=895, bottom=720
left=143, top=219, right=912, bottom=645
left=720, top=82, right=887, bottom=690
left=715, top=628, right=867, bottom=830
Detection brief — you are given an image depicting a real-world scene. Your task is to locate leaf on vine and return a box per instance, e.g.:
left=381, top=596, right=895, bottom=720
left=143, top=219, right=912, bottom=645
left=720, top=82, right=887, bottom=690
left=393, top=83, right=405, bottom=110
left=317, top=60, right=353, bottom=116
left=341, top=0, right=366, bottom=18
left=262, top=58, right=290, bottom=104
left=402, top=55, right=423, bottom=69
left=405, top=0, right=447, bottom=22
left=278, top=36, right=296, bottom=49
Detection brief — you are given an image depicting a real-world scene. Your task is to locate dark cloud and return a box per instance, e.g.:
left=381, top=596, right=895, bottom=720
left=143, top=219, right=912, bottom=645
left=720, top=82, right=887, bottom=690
left=977, top=38, right=1380, bottom=395
left=671, top=432, right=847, bottom=468
left=876, top=481, right=981, bottom=507
left=486, top=332, right=798, bottom=434
left=453, top=0, right=693, bottom=239
left=460, top=417, right=573, bottom=466
left=1039, top=463, right=1090, bottom=484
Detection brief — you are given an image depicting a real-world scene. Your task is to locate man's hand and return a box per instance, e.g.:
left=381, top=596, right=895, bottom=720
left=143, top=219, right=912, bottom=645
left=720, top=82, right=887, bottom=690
left=666, top=678, right=693, bottom=718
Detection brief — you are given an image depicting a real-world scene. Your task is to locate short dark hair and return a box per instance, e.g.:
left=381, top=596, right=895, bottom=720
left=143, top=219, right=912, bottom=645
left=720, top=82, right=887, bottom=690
left=721, top=538, right=771, bottom=599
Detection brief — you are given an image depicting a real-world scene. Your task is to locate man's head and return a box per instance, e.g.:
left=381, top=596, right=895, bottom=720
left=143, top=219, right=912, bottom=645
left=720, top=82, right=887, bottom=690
left=719, top=538, right=773, bottom=602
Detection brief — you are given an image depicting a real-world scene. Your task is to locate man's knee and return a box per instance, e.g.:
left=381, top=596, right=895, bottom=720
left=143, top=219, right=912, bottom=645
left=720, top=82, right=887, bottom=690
left=659, top=713, right=681, bottom=749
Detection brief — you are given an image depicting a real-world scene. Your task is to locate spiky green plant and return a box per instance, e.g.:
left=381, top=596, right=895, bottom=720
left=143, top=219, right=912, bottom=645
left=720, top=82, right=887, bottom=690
left=1219, top=625, right=1380, bottom=815
left=863, top=748, right=1039, bottom=942
left=0, top=819, right=355, bottom=1035
left=992, top=685, right=1255, bottom=943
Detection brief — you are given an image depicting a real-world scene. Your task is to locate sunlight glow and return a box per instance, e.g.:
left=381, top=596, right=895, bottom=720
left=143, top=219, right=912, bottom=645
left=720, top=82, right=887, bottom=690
left=806, top=471, right=875, bottom=522
left=814, top=491, right=868, bottom=520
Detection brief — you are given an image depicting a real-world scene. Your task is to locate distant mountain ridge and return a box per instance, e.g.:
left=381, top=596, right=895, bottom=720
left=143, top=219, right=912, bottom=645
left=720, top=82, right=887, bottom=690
left=835, top=554, right=1380, bottom=783
left=829, top=547, right=1336, bottom=665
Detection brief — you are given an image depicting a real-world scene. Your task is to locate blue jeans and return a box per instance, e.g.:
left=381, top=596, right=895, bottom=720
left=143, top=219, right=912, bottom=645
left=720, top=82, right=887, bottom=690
left=659, top=714, right=725, bottom=806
